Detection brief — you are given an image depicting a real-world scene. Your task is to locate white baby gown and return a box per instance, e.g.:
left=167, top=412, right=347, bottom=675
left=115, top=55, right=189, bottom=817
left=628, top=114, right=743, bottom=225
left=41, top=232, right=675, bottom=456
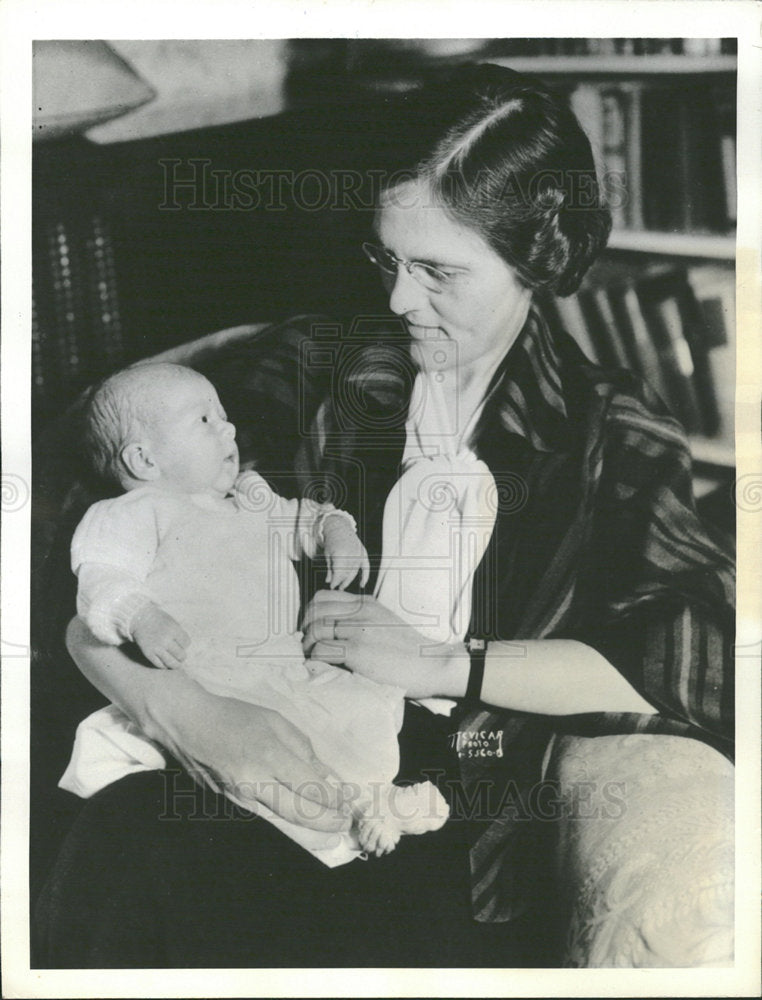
left=61, top=472, right=420, bottom=866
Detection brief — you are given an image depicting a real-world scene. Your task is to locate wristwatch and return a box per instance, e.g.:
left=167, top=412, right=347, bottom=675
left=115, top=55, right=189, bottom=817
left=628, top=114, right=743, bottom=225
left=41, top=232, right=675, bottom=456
left=465, top=637, right=488, bottom=704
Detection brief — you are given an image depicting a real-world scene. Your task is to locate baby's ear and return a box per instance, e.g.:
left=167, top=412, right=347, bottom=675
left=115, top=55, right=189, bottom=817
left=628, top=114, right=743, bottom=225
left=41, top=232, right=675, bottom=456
left=121, top=442, right=160, bottom=482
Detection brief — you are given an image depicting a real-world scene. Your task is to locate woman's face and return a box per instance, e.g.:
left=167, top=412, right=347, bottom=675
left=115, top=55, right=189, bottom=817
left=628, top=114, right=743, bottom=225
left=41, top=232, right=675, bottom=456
left=374, top=178, right=532, bottom=379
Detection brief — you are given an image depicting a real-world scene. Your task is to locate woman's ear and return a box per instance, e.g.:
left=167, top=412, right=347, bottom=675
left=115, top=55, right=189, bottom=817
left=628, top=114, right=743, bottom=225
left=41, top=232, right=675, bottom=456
left=120, top=442, right=160, bottom=482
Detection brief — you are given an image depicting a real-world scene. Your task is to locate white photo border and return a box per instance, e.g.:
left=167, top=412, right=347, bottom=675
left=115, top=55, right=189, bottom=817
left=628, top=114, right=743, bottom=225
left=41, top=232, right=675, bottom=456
left=2, top=1, right=760, bottom=996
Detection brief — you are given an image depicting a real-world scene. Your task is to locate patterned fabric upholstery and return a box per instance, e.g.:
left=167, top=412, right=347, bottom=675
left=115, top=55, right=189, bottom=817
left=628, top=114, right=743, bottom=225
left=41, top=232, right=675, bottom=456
left=549, top=733, right=734, bottom=967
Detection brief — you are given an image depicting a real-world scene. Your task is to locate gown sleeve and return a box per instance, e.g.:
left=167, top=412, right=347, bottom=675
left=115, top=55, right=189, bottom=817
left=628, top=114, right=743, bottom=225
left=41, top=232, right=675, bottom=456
left=235, top=468, right=354, bottom=562
left=71, top=493, right=161, bottom=645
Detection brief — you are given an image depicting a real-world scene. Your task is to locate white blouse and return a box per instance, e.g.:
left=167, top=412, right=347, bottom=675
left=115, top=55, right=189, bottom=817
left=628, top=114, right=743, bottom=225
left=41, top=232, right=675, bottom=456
left=373, top=365, right=499, bottom=713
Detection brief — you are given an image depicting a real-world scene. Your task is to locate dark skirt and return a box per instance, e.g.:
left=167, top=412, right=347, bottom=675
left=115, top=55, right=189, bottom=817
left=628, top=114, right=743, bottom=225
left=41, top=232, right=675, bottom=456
left=32, top=704, right=557, bottom=968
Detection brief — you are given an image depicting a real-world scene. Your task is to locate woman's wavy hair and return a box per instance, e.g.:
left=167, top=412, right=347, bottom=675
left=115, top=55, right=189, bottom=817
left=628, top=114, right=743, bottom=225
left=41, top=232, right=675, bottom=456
left=387, top=63, right=612, bottom=297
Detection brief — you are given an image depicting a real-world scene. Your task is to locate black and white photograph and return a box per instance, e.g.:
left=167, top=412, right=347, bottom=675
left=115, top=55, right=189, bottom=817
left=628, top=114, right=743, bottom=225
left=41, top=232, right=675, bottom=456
left=2, top=0, right=760, bottom=996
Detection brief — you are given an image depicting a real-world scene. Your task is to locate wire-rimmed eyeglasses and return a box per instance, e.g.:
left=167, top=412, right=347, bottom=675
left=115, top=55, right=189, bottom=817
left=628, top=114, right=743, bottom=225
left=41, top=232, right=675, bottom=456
left=361, top=242, right=457, bottom=293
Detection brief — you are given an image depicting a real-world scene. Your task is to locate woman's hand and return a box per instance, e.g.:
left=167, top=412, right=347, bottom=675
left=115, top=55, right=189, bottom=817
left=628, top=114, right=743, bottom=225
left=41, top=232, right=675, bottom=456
left=66, top=616, right=351, bottom=833
left=301, top=591, right=468, bottom=699
left=300, top=597, right=658, bottom=716
left=171, top=694, right=353, bottom=831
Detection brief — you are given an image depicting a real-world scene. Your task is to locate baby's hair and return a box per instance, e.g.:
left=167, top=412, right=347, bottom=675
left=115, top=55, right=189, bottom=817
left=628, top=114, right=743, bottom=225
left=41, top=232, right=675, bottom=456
left=82, top=363, right=207, bottom=489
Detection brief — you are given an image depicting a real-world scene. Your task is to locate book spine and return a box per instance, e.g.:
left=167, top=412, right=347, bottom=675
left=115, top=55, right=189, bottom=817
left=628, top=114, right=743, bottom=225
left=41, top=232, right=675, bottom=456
left=548, top=293, right=601, bottom=363
left=621, top=82, right=645, bottom=231
left=636, top=272, right=718, bottom=435
left=712, top=83, right=737, bottom=229
left=719, top=135, right=737, bottom=226
left=671, top=271, right=722, bottom=436
left=577, top=288, right=631, bottom=369
left=600, top=87, right=629, bottom=231
left=645, top=295, right=704, bottom=433
left=682, top=39, right=712, bottom=57
left=607, top=283, right=675, bottom=409
left=686, top=265, right=735, bottom=444
left=591, top=286, right=635, bottom=367
left=675, top=93, right=693, bottom=232
left=640, top=85, right=684, bottom=232
left=680, top=88, right=729, bottom=234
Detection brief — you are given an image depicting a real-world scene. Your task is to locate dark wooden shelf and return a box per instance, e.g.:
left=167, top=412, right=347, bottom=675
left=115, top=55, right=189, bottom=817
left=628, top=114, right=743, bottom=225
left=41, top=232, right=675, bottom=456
left=608, top=230, right=736, bottom=259
left=484, top=55, right=737, bottom=76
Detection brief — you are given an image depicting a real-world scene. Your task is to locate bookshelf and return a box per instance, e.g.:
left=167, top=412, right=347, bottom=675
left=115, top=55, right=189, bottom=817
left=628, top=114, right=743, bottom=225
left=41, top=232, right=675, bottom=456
left=504, top=41, right=738, bottom=477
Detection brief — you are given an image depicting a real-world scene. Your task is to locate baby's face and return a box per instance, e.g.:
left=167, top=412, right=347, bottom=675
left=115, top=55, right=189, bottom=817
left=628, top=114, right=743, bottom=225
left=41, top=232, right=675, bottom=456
left=145, top=375, right=239, bottom=496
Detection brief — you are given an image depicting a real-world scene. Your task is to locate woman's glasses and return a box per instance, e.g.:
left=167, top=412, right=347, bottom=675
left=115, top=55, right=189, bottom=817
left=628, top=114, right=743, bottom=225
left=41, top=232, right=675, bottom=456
left=361, top=242, right=457, bottom=293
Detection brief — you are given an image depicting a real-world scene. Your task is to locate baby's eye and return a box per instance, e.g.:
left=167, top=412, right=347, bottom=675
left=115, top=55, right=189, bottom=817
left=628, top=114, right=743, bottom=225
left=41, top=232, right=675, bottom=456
left=201, top=415, right=209, bottom=423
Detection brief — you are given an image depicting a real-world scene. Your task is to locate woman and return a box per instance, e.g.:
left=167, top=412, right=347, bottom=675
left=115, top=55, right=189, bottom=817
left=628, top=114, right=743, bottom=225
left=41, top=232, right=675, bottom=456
left=35, top=64, right=734, bottom=968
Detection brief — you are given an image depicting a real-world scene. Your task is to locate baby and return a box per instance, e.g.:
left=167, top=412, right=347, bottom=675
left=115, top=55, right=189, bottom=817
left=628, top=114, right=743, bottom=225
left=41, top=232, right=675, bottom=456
left=60, top=362, right=448, bottom=865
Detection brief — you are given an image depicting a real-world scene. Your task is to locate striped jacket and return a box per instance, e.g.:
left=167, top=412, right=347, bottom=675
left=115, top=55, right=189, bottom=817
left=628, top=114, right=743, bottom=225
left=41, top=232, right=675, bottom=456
left=295, top=305, right=735, bottom=921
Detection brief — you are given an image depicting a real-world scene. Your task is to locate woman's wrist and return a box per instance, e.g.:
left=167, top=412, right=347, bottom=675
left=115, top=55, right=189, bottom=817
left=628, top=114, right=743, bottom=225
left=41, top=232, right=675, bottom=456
left=141, top=669, right=222, bottom=756
left=66, top=615, right=193, bottom=743
left=438, top=642, right=470, bottom=698
left=66, top=616, right=266, bottom=782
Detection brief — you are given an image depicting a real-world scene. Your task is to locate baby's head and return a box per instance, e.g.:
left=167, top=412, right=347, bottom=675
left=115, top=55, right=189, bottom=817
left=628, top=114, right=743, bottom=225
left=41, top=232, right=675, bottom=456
left=83, top=363, right=239, bottom=496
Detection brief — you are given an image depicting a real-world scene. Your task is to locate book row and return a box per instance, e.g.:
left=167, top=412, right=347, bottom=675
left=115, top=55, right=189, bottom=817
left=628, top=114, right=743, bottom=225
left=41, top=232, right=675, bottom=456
left=569, top=79, right=736, bottom=234
left=539, top=264, right=735, bottom=443
left=486, top=38, right=737, bottom=58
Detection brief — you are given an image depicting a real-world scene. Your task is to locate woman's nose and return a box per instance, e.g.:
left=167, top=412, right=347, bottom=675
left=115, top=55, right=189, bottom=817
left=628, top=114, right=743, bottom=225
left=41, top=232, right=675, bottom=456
left=387, top=265, right=430, bottom=316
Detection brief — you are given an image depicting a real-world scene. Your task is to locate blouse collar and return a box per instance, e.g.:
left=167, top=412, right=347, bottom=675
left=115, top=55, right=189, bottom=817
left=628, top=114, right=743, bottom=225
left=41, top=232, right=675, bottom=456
left=351, top=304, right=574, bottom=455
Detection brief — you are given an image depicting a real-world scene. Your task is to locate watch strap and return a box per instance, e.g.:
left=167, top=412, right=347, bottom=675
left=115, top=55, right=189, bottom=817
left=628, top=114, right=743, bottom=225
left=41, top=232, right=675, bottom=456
left=465, top=637, right=487, bottom=704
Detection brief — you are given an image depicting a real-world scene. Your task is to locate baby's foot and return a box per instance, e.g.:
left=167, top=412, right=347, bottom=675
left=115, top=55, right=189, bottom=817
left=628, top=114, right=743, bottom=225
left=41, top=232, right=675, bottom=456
left=357, top=781, right=449, bottom=857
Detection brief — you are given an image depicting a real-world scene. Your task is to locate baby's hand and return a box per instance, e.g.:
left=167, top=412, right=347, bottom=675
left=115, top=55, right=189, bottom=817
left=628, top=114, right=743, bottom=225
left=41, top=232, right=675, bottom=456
left=322, top=515, right=370, bottom=591
left=131, top=602, right=191, bottom=669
